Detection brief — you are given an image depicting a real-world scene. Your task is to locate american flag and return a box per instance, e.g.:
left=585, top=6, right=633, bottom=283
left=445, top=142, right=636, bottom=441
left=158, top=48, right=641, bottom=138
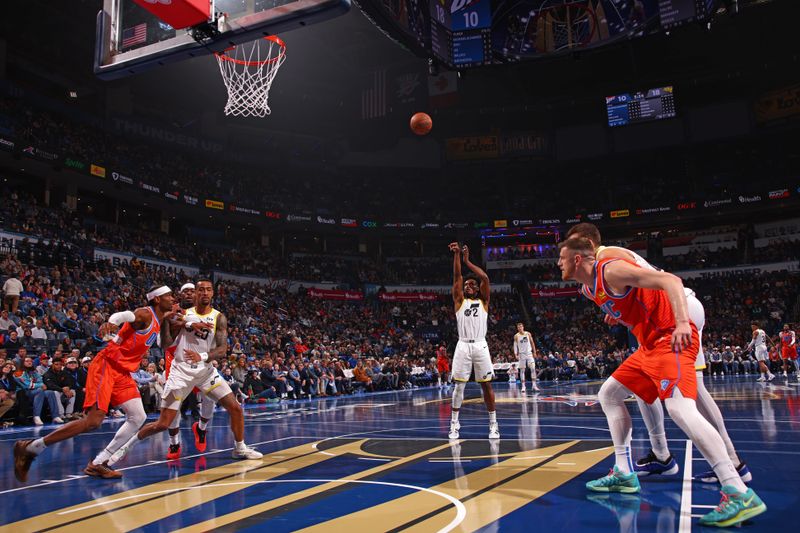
left=361, top=70, right=387, bottom=120
left=121, top=23, right=147, bottom=48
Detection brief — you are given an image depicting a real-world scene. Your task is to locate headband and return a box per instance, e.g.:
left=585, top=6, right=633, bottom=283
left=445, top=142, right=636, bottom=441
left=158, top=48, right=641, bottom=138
left=180, top=283, right=196, bottom=292
left=146, top=286, right=172, bottom=301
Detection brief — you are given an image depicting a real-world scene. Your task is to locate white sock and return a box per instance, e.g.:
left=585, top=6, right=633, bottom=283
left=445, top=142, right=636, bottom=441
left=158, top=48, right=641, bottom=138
left=93, top=448, right=112, bottom=465
left=451, top=410, right=459, bottom=423
left=488, top=411, right=497, bottom=424
left=235, top=440, right=247, bottom=451
left=636, top=396, right=670, bottom=461
left=107, top=433, right=141, bottom=466
left=598, top=377, right=634, bottom=475
left=664, top=390, right=747, bottom=493
left=198, top=419, right=208, bottom=431
left=169, top=433, right=180, bottom=445
left=26, top=438, right=47, bottom=456
left=695, top=372, right=740, bottom=465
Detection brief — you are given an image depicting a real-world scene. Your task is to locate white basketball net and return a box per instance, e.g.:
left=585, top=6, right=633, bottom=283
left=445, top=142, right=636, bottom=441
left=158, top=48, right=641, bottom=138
left=215, top=36, right=287, bottom=117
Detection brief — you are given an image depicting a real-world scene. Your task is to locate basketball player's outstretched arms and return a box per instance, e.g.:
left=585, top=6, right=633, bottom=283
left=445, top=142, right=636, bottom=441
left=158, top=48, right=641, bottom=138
left=462, top=245, right=490, bottom=308
left=450, top=242, right=464, bottom=311
left=602, top=260, right=691, bottom=351
left=185, top=314, right=228, bottom=364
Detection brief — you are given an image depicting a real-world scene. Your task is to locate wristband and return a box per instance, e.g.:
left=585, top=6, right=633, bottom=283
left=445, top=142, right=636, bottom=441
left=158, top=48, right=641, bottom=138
left=184, top=319, right=199, bottom=330
left=200, top=352, right=209, bottom=362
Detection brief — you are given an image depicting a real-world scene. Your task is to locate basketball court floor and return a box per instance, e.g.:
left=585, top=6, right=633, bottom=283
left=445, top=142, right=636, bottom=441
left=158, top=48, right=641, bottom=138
left=1, top=376, right=797, bottom=532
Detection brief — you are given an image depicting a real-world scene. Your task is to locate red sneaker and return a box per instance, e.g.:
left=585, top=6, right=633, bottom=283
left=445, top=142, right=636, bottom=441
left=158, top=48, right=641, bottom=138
left=166, top=443, right=181, bottom=460
left=192, top=421, right=207, bottom=452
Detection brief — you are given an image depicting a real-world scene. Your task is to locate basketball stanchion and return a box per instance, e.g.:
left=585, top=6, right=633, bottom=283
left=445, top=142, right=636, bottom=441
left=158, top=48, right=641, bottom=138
left=215, top=35, right=287, bottom=117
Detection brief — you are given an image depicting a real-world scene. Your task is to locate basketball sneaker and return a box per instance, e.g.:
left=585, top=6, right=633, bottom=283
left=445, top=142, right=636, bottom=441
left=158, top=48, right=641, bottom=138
left=698, top=485, right=766, bottom=527
left=693, top=461, right=752, bottom=484
left=448, top=420, right=460, bottom=439
left=166, top=443, right=181, bottom=460
left=232, top=446, right=263, bottom=460
left=84, top=460, right=122, bottom=479
left=767, top=373, right=775, bottom=381
left=634, top=450, right=679, bottom=477
left=756, top=375, right=766, bottom=382
left=192, top=422, right=207, bottom=452
left=13, top=440, right=36, bottom=482
left=586, top=466, right=641, bottom=493
left=488, top=422, right=500, bottom=439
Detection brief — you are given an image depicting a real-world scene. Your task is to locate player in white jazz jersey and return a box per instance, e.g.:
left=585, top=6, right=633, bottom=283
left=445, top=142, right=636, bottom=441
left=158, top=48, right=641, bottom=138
left=448, top=242, right=499, bottom=440
left=748, top=322, right=775, bottom=382
left=566, top=223, right=750, bottom=484
left=513, top=323, right=540, bottom=392
left=109, top=280, right=262, bottom=465
left=163, top=283, right=220, bottom=461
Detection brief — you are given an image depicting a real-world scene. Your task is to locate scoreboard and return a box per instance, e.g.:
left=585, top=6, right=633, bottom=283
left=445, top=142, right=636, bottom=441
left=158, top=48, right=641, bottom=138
left=429, top=0, right=492, bottom=67
left=606, top=86, right=677, bottom=127
left=658, top=0, right=717, bottom=29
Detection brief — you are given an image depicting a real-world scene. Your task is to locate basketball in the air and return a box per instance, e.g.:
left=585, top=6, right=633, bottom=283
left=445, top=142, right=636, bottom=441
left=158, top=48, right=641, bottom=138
left=410, top=112, right=433, bottom=135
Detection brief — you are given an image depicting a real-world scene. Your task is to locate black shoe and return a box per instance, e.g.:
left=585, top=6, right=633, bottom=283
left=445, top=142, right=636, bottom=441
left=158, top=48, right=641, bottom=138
left=633, top=449, right=679, bottom=477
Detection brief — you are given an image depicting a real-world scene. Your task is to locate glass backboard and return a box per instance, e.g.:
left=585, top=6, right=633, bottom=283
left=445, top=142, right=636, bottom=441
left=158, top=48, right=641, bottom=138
left=95, top=0, right=351, bottom=79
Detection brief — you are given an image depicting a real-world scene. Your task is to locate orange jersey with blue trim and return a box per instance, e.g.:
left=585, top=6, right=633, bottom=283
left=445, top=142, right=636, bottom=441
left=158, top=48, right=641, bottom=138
left=100, top=307, right=161, bottom=372
left=781, top=331, right=796, bottom=347
left=581, top=258, right=691, bottom=350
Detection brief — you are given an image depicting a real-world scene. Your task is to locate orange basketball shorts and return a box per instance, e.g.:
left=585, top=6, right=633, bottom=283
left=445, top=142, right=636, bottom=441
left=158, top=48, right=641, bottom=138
left=612, top=328, right=699, bottom=403
left=83, top=356, right=141, bottom=412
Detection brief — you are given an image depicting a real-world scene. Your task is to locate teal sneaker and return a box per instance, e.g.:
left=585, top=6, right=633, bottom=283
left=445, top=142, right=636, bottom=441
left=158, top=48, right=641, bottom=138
left=586, top=466, right=641, bottom=493
left=698, top=485, right=767, bottom=528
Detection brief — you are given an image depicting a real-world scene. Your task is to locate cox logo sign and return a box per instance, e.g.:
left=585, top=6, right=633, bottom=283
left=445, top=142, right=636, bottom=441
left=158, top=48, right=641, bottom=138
left=362, top=220, right=378, bottom=228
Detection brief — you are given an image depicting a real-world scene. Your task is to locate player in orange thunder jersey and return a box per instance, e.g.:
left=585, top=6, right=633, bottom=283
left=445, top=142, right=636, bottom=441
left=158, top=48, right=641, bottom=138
left=566, top=222, right=749, bottom=483
left=558, top=238, right=766, bottom=528
left=13, top=285, right=175, bottom=482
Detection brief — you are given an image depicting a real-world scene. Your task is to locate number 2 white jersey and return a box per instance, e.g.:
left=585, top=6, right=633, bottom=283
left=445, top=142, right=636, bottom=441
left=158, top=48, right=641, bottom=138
left=456, top=298, right=488, bottom=341
left=514, top=332, right=533, bottom=357
left=173, top=307, right=220, bottom=376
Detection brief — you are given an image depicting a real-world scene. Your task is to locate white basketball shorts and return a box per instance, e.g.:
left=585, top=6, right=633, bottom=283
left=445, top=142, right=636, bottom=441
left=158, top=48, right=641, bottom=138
left=452, top=340, right=494, bottom=383
left=161, top=364, right=232, bottom=410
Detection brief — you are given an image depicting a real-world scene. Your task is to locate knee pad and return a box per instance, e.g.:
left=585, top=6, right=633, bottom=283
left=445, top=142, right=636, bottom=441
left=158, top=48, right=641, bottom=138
left=452, top=382, right=466, bottom=409
left=598, top=377, right=629, bottom=405
left=664, top=395, right=696, bottom=429
left=122, top=400, right=147, bottom=427
left=168, top=412, right=182, bottom=430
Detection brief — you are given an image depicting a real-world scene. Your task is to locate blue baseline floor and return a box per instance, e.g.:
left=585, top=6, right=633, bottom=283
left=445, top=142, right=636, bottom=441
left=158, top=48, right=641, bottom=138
left=0, top=375, right=798, bottom=532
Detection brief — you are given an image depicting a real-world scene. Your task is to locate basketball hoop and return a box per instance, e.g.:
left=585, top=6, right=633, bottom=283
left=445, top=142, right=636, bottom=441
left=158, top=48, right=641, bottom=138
left=214, top=36, right=287, bottom=117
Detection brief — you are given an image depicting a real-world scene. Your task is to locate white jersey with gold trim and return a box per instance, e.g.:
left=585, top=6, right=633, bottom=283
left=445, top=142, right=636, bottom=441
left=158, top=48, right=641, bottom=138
left=514, top=332, right=534, bottom=358
left=456, top=298, right=488, bottom=341
left=173, top=307, right=220, bottom=375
